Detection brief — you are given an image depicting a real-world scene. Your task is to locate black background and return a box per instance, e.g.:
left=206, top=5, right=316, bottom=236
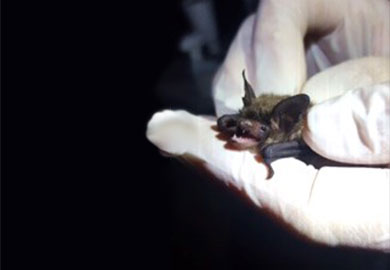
left=2, top=1, right=389, bottom=269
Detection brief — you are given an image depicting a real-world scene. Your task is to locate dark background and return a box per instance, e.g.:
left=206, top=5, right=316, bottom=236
left=3, top=0, right=389, bottom=269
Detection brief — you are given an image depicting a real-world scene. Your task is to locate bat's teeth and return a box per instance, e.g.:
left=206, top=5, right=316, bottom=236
left=230, top=134, right=258, bottom=147
left=243, top=120, right=252, bottom=127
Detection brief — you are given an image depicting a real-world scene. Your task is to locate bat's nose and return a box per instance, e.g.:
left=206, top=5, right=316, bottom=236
left=217, top=114, right=239, bottom=136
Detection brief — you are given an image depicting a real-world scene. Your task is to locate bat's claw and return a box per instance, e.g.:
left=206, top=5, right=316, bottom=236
left=265, top=164, right=274, bottom=179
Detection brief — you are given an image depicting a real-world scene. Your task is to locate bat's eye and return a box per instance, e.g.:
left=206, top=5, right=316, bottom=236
left=259, top=125, right=270, bottom=138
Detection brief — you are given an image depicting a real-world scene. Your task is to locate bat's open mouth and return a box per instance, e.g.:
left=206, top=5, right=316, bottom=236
left=217, top=115, right=268, bottom=149
left=230, top=134, right=259, bottom=148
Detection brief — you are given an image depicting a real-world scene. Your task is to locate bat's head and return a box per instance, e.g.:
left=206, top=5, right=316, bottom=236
left=217, top=71, right=310, bottom=149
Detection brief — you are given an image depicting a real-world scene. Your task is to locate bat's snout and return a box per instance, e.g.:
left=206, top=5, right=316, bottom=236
left=217, top=114, right=239, bottom=136
left=217, top=115, right=270, bottom=146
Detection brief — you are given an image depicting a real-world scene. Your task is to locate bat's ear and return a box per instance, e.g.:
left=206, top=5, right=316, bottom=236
left=271, top=94, right=310, bottom=133
left=242, top=70, right=256, bottom=107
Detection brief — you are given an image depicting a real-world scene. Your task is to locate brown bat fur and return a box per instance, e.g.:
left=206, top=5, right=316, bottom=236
left=240, top=94, right=309, bottom=149
left=217, top=71, right=312, bottom=153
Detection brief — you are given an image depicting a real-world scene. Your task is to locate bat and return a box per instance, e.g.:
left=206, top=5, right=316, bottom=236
left=217, top=70, right=315, bottom=178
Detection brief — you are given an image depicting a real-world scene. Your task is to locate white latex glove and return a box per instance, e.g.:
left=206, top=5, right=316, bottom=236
left=147, top=0, right=390, bottom=251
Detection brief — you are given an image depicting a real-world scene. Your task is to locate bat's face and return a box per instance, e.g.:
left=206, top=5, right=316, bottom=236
left=217, top=71, right=310, bottom=149
left=217, top=113, right=270, bottom=148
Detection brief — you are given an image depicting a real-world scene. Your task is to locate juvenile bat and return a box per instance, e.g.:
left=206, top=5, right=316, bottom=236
left=217, top=71, right=314, bottom=178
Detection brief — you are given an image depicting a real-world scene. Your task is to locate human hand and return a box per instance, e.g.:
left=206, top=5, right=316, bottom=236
left=213, top=0, right=390, bottom=163
left=147, top=0, right=390, bottom=251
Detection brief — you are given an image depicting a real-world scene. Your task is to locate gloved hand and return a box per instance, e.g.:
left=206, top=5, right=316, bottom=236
left=146, top=0, right=390, bottom=251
